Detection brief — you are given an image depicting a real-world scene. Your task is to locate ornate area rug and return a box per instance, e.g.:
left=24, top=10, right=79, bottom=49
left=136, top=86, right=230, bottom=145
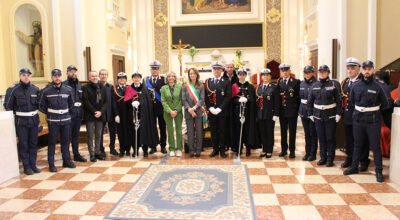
left=105, top=164, right=256, bottom=220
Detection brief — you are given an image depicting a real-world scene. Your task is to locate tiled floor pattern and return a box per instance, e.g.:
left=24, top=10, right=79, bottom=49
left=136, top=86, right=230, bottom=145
left=0, top=128, right=398, bottom=220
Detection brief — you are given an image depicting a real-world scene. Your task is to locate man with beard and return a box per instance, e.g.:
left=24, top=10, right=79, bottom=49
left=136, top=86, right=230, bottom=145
left=222, top=62, right=238, bottom=152
left=125, top=72, right=159, bottom=157
left=343, top=61, right=390, bottom=182
left=39, top=69, right=76, bottom=172
left=231, top=68, right=256, bottom=156
left=205, top=61, right=232, bottom=158
left=112, top=72, right=130, bottom=157
left=62, top=65, right=87, bottom=162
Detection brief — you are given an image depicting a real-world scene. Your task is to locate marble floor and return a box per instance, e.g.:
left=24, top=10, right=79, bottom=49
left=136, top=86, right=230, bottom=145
left=0, top=129, right=399, bottom=220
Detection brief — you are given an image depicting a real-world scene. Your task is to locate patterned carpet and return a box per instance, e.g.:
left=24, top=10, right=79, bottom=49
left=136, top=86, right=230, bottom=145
left=106, top=164, right=256, bottom=219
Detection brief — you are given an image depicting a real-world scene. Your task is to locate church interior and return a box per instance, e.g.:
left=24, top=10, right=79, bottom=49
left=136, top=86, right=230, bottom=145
left=1, top=0, right=400, bottom=219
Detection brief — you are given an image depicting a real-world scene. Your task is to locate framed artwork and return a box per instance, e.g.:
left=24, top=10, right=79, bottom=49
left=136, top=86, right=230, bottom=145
left=181, top=0, right=251, bottom=14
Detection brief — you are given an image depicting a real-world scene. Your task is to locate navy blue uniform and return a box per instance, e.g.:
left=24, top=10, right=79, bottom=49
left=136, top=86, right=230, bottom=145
left=100, top=82, right=117, bottom=154
left=349, top=76, right=390, bottom=173
left=299, top=77, right=318, bottom=160
left=308, top=78, right=342, bottom=163
left=341, top=74, right=370, bottom=166
left=256, top=83, right=280, bottom=154
left=4, top=82, right=40, bottom=170
left=278, top=76, right=300, bottom=156
left=39, top=83, right=74, bottom=165
left=62, top=79, right=83, bottom=158
left=112, top=85, right=129, bottom=155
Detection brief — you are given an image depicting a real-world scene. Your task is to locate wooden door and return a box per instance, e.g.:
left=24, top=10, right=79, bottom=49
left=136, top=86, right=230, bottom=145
left=112, top=55, right=125, bottom=84
left=310, top=49, right=318, bottom=79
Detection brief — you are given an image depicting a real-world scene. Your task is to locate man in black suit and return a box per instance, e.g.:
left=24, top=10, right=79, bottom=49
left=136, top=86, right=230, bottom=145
left=278, top=63, right=300, bottom=158
left=205, top=61, right=232, bottom=158
left=144, top=60, right=167, bottom=154
left=222, top=62, right=238, bottom=152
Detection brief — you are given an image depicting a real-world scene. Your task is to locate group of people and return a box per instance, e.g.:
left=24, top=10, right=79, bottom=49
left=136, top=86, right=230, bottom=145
left=4, top=56, right=397, bottom=182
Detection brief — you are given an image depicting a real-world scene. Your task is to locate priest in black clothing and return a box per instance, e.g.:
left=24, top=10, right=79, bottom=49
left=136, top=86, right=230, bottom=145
left=124, top=72, right=159, bottom=157
left=231, top=68, right=257, bottom=157
left=222, top=62, right=238, bottom=152
left=205, top=61, right=232, bottom=158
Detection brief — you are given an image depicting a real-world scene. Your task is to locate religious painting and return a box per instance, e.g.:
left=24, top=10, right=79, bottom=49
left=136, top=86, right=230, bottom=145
left=182, top=0, right=251, bottom=14
left=14, top=4, right=44, bottom=77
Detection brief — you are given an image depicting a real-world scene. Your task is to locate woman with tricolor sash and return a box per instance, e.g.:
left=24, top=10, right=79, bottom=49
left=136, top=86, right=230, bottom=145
left=182, top=68, right=206, bottom=157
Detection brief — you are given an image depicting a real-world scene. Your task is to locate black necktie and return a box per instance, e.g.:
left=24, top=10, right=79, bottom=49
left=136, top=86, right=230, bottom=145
left=153, top=78, right=156, bottom=85
left=283, top=79, right=287, bottom=84
left=215, top=78, right=219, bottom=84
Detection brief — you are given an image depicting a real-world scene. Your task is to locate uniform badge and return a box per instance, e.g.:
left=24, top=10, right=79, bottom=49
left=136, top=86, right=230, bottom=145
left=289, top=88, right=294, bottom=97
left=221, top=91, right=225, bottom=96
left=267, top=95, right=271, bottom=100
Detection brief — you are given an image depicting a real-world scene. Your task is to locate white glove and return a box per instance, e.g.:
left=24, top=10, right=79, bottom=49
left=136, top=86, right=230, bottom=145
left=309, top=116, right=314, bottom=122
left=132, top=101, right=140, bottom=108
left=272, top=116, right=279, bottom=122
left=214, top=108, right=222, bottom=115
left=209, top=107, right=216, bottom=115
left=115, top=116, right=120, bottom=124
left=239, top=97, right=248, bottom=103
left=335, top=114, right=341, bottom=123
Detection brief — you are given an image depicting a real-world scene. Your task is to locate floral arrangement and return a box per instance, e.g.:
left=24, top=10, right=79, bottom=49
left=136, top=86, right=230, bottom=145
left=188, top=46, right=199, bottom=62
left=235, top=49, right=242, bottom=60
left=233, top=50, right=244, bottom=69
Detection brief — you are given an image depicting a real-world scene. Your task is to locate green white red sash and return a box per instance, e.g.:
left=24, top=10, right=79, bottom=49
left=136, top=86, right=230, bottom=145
left=186, top=82, right=208, bottom=128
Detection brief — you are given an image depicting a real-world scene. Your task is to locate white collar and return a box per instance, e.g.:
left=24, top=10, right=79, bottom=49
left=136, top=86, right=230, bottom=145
left=151, top=76, right=159, bottom=80
left=119, top=84, right=125, bottom=88
left=214, top=75, right=223, bottom=81
left=350, top=75, right=360, bottom=83
left=263, top=82, right=270, bottom=87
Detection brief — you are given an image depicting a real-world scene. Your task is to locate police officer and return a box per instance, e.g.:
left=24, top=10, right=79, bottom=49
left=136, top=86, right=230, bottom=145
left=144, top=60, right=167, bottom=154
left=205, top=61, right=232, bottom=158
left=344, top=61, right=390, bottom=182
left=4, top=68, right=41, bottom=175
left=340, top=57, right=370, bottom=168
left=278, top=63, right=300, bottom=158
left=256, top=68, right=280, bottom=158
left=308, top=65, right=342, bottom=167
left=62, top=65, right=87, bottom=162
left=39, top=69, right=76, bottom=172
left=299, top=66, right=318, bottom=161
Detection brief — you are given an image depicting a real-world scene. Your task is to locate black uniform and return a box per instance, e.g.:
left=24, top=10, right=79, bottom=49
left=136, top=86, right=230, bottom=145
left=62, top=78, right=84, bottom=159
left=348, top=76, right=390, bottom=173
left=144, top=76, right=166, bottom=153
left=222, top=70, right=238, bottom=150
left=125, top=83, right=159, bottom=156
left=232, top=81, right=256, bottom=155
left=341, top=74, right=370, bottom=167
left=39, top=83, right=74, bottom=167
left=256, top=83, right=280, bottom=154
left=112, top=84, right=129, bottom=156
left=4, top=81, right=40, bottom=172
left=299, top=76, right=318, bottom=160
left=307, top=78, right=342, bottom=164
left=278, top=76, right=300, bottom=156
left=205, top=77, right=232, bottom=156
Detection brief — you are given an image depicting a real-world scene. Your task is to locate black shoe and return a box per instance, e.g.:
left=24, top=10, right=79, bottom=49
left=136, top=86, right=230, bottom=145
left=149, top=148, right=155, bottom=154
left=195, top=153, right=201, bottom=158
left=119, top=152, right=125, bottom=157
left=307, top=155, right=316, bottom=161
left=32, top=167, right=41, bottom=173
left=289, top=152, right=296, bottom=158
left=209, top=151, right=219, bottom=157
left=376, top=172, right=384, bottom=182
left=317, top=159, right=327, bottom=166
left=95, top=154, right=105, bottom=161
left=266, top=153, right=272, bottom=158
left=74, top=154, right=87, bottom=162
left=341, top=158, right=352, bottom=168
left=359, top=159, right=371, bottom=172
left=101, top=151, right=106, bottom=158
left=143, top=150, right=149, bottom=157
left=326, top=161, right=334, bottom=167
left=132, top=151, right=137, bottom=158
left=24, top=169, right=34, bottom=175
left=343, top=167, right=359, bottom=175
left=279, top=151, right=287, bottom=157
left=190, top=153, right=195, bottom=158
left=126, top=152, right=131, bottom=156
left=259, top=153, right=267, bottom=158
left=302, top=155, right=309, bottom=161
left=90, top=156, right=97, bottom=162
left=49, top=164, right=57, bottom=172
left=110, top=149, right=119, bottom=156
left=246, top=148, right=251, bottom=157
left=161, top=147, right=167, bottom=154
left=63, top=159, right=76, bottom=168
left=220, top=151, right=227, bottom=158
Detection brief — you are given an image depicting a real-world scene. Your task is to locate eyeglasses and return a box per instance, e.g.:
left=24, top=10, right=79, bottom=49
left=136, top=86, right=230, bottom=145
left=151, top=67, right=160, bottom=70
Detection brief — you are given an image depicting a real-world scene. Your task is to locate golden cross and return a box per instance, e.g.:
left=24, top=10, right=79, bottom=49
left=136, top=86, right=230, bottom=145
left=171, top=39, right=190, bottom=76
